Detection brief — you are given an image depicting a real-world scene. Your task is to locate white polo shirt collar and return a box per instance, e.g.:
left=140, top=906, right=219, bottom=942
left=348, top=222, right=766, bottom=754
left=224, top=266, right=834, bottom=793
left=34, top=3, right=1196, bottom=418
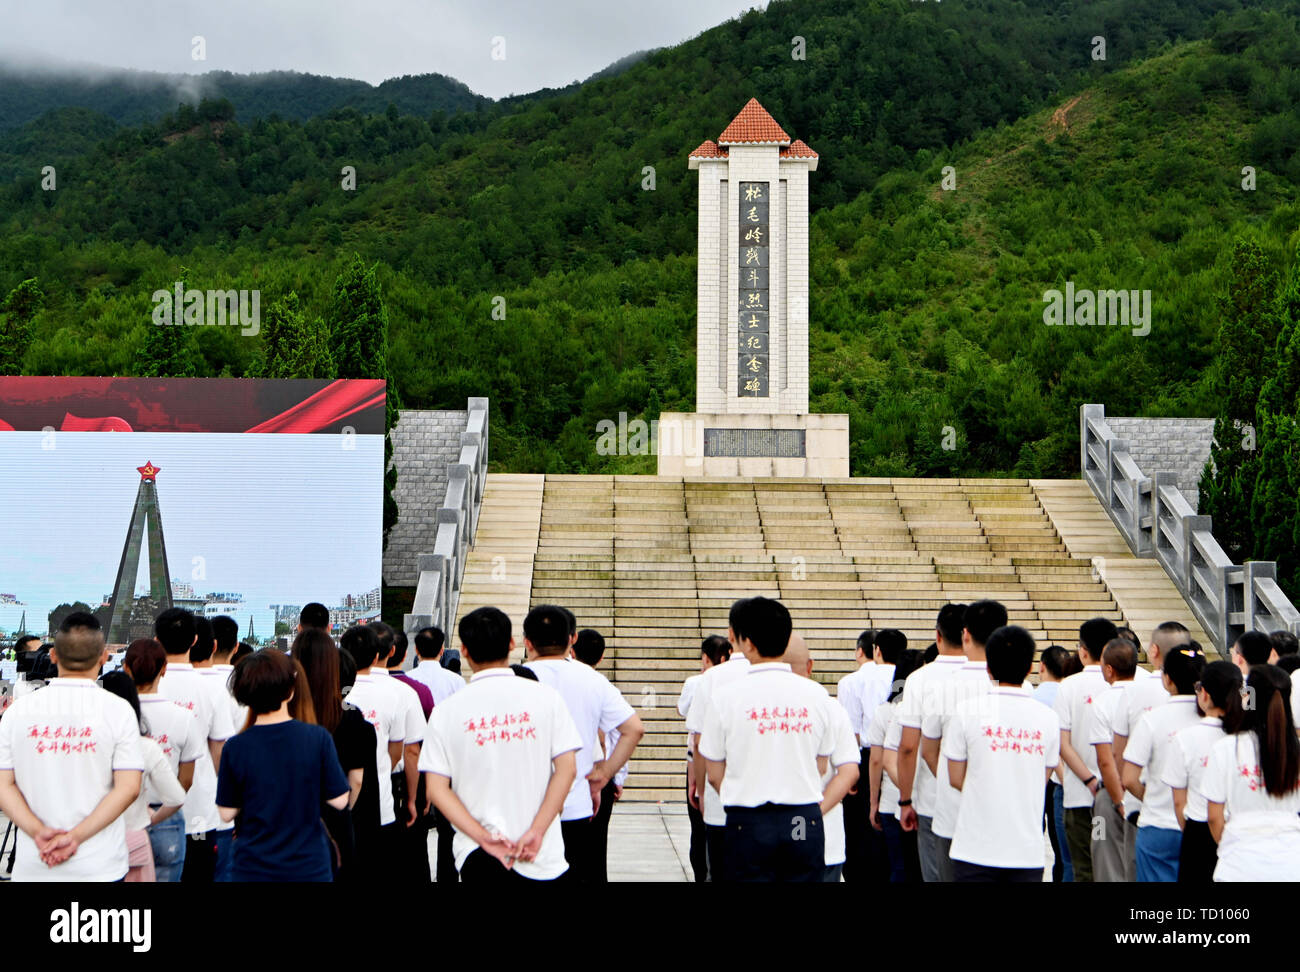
left=1198, top=716, right=1222, bottom=727
left=469, top=668, right=516, bottom=683
left=992, top=685, right=1031, bottom=697
left=166, top=662, right=193, bottom=671
left=933, top=655, right=965, bottom=666
left=49, top=678, right=97, bottom=690
left=746, top=662, right=792, bottom=675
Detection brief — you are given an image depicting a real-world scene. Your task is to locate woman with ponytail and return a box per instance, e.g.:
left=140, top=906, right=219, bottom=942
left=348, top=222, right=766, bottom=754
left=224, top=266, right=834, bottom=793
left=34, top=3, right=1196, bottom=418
left=1121, top=645, right=1207, bottom=880
left=1203, top=664, right=1300, bottom=880
left=1163, top=661, right=1241, bottom=882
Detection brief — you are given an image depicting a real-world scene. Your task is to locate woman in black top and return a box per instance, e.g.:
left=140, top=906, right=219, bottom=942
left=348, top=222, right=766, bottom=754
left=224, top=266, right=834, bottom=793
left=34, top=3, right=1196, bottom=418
left=293, top=629, right=380, bottom=882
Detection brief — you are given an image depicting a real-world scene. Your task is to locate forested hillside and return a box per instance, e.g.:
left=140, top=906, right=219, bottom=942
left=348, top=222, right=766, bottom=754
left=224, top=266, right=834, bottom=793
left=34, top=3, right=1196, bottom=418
left=0, top=65, right=487, bottom=132
left=1, top=0, right=1296, bottom=484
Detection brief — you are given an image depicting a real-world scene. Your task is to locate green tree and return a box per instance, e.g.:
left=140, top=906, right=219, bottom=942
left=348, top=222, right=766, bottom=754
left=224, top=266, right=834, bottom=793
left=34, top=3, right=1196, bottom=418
left=134, top=270, right=197, bottom=377
left=248, top=292, right=334, bottom=378
left=48, top=601, right=94, bottom=634
left=0, top=278, right=45, bottom=373
left=1200, top=239, right=1276, bottom=561
left=329, top=255, right=401, bottom=545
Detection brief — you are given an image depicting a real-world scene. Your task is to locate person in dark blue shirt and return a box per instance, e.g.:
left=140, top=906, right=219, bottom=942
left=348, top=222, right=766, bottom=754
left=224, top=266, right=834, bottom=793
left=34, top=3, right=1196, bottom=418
left=216, top=650, right=349, bottom=882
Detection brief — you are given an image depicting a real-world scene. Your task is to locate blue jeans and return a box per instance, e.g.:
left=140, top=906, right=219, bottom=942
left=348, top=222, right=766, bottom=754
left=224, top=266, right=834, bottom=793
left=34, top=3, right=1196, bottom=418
left=148, top=811, right=186, bottom=883
left=879, top=812, right=905, bottom=882
left=1051, top=781, right=1073, bottom=883
left=214, top=828, right=235, bottom=883
left=1135, top=826, right=1181, bottom=882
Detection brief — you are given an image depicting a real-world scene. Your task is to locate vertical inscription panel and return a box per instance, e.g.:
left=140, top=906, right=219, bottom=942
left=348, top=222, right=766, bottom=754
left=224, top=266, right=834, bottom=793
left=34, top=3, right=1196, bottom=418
left=737, top=181, right=769, bottom=398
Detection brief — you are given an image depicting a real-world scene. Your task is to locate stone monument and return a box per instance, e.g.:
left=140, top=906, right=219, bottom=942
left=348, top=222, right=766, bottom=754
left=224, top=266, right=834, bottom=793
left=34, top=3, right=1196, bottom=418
left=658, top=98, right=849, bottom=476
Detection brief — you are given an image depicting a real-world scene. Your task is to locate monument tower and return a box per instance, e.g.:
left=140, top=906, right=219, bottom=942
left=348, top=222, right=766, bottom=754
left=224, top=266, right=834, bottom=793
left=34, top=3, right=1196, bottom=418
left=105, top=461, right=173, bottom=643
left=658, top=99, right=849, bottom=476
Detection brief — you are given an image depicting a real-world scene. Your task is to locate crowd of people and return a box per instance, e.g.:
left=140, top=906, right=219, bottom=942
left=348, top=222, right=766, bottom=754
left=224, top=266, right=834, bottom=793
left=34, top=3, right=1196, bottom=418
left=1, top=593, right=1298, bottom=883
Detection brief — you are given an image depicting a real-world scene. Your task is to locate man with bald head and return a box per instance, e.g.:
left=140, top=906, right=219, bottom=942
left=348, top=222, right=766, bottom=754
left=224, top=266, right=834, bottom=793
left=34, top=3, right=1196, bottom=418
left=784, top=634, right=861, bottom=881
left=1111, top=621, right=1192, bottom=765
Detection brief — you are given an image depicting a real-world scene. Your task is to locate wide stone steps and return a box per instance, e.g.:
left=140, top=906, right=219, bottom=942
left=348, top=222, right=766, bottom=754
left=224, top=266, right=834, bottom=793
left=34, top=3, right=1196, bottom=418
left=439, top=475, right=1211, bottom=803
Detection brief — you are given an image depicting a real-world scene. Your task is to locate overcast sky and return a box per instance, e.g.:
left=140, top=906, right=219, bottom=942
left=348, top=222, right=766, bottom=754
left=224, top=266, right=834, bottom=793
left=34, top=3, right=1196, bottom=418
left=0, top=0, right=764, bottom=98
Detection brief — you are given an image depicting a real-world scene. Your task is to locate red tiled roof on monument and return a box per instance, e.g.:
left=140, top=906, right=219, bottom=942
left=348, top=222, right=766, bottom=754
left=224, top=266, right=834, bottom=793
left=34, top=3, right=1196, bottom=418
left=689, top=139, right=728, bottom=159
left=780, top=139, right=818, bottom=159
left=717, top=98, right=791, bottom=145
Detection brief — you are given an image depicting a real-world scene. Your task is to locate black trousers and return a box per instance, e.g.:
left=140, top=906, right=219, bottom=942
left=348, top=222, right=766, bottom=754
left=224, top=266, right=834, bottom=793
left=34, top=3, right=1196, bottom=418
left=705, top=823, right=727, bottom=883
left=724, top=803, right=824, bottom=883
left=391, top=772, right=431, bottom=883
left=560, top=818, right=593, bottom=883
left=589, top=779, right=618, bottom=883
left=1044, top=780, right=1064, bottom=883
left=1178, top=819, right=1218, bottom=883
left=460, top=848, right=553, bottom=885
left=952, top=859, right=1042, bottom=883
left=432, top=809, right=459, bottom=884
left=181, top=833, right=216, bottom=883
left=686, top=787, right=708, bottom=882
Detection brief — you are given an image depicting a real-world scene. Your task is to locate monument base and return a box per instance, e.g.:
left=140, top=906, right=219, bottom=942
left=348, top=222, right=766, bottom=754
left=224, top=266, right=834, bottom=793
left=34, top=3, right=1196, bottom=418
left=656, top=412, right=849, bottom=477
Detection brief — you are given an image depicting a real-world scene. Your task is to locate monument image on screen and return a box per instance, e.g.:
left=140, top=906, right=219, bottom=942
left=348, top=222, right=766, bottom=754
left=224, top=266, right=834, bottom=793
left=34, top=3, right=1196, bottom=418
left=0, top=378, right=386, bottom=644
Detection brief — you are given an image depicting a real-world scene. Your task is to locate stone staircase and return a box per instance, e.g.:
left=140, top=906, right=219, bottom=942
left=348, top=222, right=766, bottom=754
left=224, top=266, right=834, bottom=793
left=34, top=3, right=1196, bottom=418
left=455, top=475, right=1206, bottom=803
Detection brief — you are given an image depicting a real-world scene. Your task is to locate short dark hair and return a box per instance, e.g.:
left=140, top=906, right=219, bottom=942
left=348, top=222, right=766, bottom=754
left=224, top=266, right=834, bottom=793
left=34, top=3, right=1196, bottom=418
left=856, top=629, right=877, bottom=654
left=299, top=603, right=330, bottom=631
left=1101, top=638, right=1137, bottom=679
left=730, top=596, right=792, bottom=658
left=460, top=607, right=512, bottom=664
left=986, top=625, right=1036, bottom=685
left=340, top=625, right=380, bottom=670
left=873, top=629, right=907, bottom=665
left=124, top=638, right=167, bottom=687
left=523, top=605, right=569, bottom=655
left=191, top=616, right=215, bottom=664
left=415, top=627, right=445, bottom=659
left=963, top=600, right=1008, bottom=647
left=573, top=629, right=606, bottom=667
left=386, top=628, right=408, bottom=668
left=1235, top=630, right=1275, bottom=666
left=211, top=616, right=239, bottom=656
left=53, top=612, right=105, bottom=671
left=728, top=598, right=751, bottom=640
left=889, top=650, right=926, bottom=703
left=15, top=634, right=40, bottom=652
left=922, top=643, right=939, bottom=664
left=558, top=606, right=577, bottom=638
left=701, top=634, right=731, bottom=666
left=367, top=621, right=396, bottom=657
left=154, top=607, right=196, bottom=657
left=936, top=603, right=967, bottom=648
left=231, top=648, right=298, bottom=715
left=232, top=643, right=254, bottom=664
left=1063, top=653, right=1084, bottom=678
left=1079, top=618, right=1120, bottom=661
left=1039, top=645, right=1071, bottom=680
left=1270, top=630, right=1300, bottom=657
left=1278, top=655, right=1300, bottom=675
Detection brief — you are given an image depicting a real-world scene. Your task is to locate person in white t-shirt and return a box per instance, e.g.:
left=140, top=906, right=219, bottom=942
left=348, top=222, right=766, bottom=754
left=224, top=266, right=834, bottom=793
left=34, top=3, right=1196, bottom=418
left=922, top=599, right=1007, bottom=882
left=835, top=628, right=875, bottom=883
left=100, top=670, right=188, bottom=882
left=699, top=597, right=858, bottom=882
left=341, top=623, right=418, bottom=882
left=896, top=602, right=968, bottom=882
left=1088, top=637, right=1138, bottom=882
left=409, top=626, right=467, bottom=705
left=945, top=624, right=1060, bottom=881
left=192, top=615, right=246, bottom=882
left=1111, top=621, right=1190, bottom=761
left=154, top=607, right=236, bottom=883
left=421, top=606, right=582, bottom=883
left=867, top=648, right=926, bottom=883
left=524, top=604, right=644, bottom=883
left=573, top=627, right=632, bottom=883
left=1122, top=645, right=1207, bottom=881
left=686, top=609, right=753, bottom=882
left=1162, top=661, right=1241, bottom=882
left=123, top=637, right=202, bottom=882
left=1053, top=617, right=1118, bottom=882
left=784, top=633, right=860, bottom=881
left=0, top=612, right=144, bottom=882
left=408, top=623, right=467, bottom=883
left=681, top=634, right=729, bottom=882
left=1203, top=664, right=1300, bottom=881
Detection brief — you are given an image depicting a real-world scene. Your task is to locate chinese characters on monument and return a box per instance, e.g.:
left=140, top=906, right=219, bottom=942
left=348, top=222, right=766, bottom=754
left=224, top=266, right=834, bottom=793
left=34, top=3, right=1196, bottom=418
left=738, top=181, right=769, bottom=397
